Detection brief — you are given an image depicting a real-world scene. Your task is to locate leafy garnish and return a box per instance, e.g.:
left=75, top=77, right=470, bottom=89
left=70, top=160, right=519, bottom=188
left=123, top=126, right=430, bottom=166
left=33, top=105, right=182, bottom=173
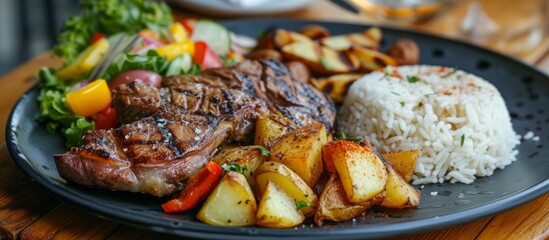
left=400, top=101, right=405, bottom=107
left=295, top=200, right=311, bottom=209
left=103, top=51, right=169, bottom=79
left=407, top=76, right=420, bottom=83
left=36, top=67, right=94, bottom=148
left=222, top=163, right=248, bottom=175
left=460, top=134, right=465, bottom=147
left=221, top=55, right=241, bottom=67
left=391, top=91, right=400, bottom=96
left=337, top=131, right=362, bottom=142
left=53, top=0, right=173, bottom=65
left=442, top=67, right=459, bottom=78
left=255, top=146, right=270, bottom=157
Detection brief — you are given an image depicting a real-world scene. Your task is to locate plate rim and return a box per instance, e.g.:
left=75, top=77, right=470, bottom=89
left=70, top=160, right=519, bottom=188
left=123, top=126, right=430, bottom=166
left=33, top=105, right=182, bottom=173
left=6, top=18, right=549, bottom=239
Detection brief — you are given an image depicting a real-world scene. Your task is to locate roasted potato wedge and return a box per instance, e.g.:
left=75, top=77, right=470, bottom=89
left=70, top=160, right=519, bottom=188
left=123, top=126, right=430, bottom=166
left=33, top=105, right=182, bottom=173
left=320, top=27, right=382, bottom=51
left=381, top=150, right=420, bottom=182
left=310, top=74, right=363, bottom=103
left=256, top=29, right=312, bottom=50
left=323, top=139, right=374, bottom=173
left=254, top=114, right=297, bottom=149
left=314, top=174, right=384, bottom=226
left=256, top=181, right=305, bottom=228
left=329, top=140, right=388, bottom=204
left=197, top=171, right=257, bottom=226
left=254, top=161, right=318, bottom=216
left=247, top=49, right=282, bottom=61
left=270, top=123, right=327, bottom=187
left=380, top=162, right=421, bottom=208
left=281, top=40, right=358, bottom=74
left=286, top=61, right=311, bottom=83
left=298, top=25, right=330, bottom=40
left=346, top=46, right=397, bottom=73
left=211, top=145, right=266, bottom=188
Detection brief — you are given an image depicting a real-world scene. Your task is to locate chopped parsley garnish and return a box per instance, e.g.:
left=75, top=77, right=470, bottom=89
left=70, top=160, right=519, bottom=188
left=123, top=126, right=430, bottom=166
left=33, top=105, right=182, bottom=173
left=424, top=93, right=436, bottom=97
left=255, top=145, right=270, bottom=157
left=222, top=163, right=248, bottom=175
left=380, top=69, right=391, bottom=80
left=418, top=102, right=423, bottom=107
left=295, top=200, right=311, bottom=209
left=400, top=101, right=405, bottom=107
left=407, top=76, right=421, bottom=83
left=391, top=91, right=400, bottom=96
left=460, top=134, right=465, bottom=147
left=442, top=67, right=459, bottom=78
left=337, top=131, right=362, bottom=142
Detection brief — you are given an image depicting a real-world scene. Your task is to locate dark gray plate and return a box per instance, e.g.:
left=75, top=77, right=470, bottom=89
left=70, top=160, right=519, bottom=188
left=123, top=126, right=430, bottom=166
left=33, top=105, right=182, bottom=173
left=6, top=19, right=549, bottom=239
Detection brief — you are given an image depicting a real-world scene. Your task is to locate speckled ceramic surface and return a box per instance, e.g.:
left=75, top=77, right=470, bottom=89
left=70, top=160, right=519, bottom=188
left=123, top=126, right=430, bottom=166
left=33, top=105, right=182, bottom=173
left=7, top=19, right=549, bottom=239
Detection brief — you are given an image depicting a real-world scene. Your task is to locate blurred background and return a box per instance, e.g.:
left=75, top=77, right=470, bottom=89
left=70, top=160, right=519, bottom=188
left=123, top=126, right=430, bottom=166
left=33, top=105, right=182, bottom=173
left=0, top=0, right=79, bottom=75
left=0, top=0, right=547, bottom=75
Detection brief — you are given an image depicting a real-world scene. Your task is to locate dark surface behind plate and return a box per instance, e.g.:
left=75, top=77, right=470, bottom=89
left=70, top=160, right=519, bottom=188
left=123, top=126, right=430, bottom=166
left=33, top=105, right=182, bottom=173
left=6, top=19, right=549, bottom=239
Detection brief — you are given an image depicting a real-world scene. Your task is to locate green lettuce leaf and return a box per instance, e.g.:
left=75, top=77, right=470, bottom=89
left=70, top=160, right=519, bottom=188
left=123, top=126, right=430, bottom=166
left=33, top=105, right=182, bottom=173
left=37, top=67, right=94, bottom=148
left=53, top=0, right=173, bottom=64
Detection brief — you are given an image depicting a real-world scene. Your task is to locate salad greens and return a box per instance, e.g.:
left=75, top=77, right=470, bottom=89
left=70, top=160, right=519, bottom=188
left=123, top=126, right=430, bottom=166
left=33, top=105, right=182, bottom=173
left=103, top=51, right=201, bottom=80
left=37, top=68, right=94, bottom=148
left=53, top=0, right=173, bottom=64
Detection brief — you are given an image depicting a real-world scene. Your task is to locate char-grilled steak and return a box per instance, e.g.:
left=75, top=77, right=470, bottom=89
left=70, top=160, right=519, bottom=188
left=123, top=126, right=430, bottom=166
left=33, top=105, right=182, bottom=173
left=54, top=60, right=336, bottom=196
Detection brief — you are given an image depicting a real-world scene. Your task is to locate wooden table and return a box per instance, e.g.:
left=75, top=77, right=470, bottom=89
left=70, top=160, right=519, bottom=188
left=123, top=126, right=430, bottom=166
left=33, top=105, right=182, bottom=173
left=1, top=1, right=548, bottom=239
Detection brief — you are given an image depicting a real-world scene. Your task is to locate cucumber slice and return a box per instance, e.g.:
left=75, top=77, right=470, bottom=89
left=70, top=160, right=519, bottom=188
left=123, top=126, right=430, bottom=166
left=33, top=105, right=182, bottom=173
left=191, top=20, right=231, bottom=55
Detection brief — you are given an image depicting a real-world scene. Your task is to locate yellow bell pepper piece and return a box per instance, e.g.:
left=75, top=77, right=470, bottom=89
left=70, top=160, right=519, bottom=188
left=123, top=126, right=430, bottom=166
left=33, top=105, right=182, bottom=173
left=66, top=79, right=111, bottom=117
left=155, top=40, right=194, bottom=61
left=56, top=38, right=110, bottom=81
left=169, top=22, right=189, bottom=43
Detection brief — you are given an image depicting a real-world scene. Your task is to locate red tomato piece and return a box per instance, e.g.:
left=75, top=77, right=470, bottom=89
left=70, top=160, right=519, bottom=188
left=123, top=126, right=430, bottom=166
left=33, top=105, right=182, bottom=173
left=90, top=32, right=105, bottom=45
left=193, top=41, right=222, bottom=70
left=181, top=19, right=196, bottom=34
left=94, top=106, right=118, bottom=130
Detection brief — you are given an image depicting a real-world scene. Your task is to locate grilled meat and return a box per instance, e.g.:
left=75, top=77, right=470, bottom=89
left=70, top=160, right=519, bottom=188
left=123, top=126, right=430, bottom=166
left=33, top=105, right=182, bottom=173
left=55, top=59, right=336, bottom=196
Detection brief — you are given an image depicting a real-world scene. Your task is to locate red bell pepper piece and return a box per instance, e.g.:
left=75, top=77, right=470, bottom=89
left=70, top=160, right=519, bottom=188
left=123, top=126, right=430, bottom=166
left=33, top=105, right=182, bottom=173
left=161, top=161, right=223, bottom=213
left=94, top=106, right=117, bottom=130
left=90, top=32, right=105, bottom=45
left=193, top=41, right=222, bottom=70
left=181, top=19, right=196, bottom=34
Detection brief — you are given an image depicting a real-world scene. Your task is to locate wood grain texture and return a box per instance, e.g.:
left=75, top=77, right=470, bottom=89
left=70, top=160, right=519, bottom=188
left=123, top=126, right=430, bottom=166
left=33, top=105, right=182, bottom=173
left=0, top=52, right=62, bottom=141
left=105, top=226, right=186, bottom=240
left=0, top=164, right=59, bottom=240
left=0, top=1, right=548, bottom=239
left=394, top=217, right=491, bottom=240
left=476, top=193, right=549, bottom=240
left=19, top=203, right=119, bottom=240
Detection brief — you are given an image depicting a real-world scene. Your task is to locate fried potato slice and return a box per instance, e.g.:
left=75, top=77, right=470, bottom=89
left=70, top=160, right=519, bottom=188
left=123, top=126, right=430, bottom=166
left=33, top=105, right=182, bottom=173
left=329, top=140, right=388, bottom=204
left=281, top=40, right=358, bottom=74
left=254, top=114, right=297, bottom=149
left=310, top=73, right=363, bottom=103
left=211, top=145, right=266, bottom=189
left=314, top=174, right=384, bottom=226
left=197, top=171, right=257, bottom=226
left=346, top=46, right=397, bottom=73
left=381, top=150, right=420, bottom=182
left=380, top=161, right=421, bottom=208
left=256, top=29, right=313, bottom=50
left=256, top=181, right=305, bottom=228
left=269, top=123, right=327, bottom=187
left=320, top=27, right=382, bottom=51
left=254, top=161, right=318, bottom=216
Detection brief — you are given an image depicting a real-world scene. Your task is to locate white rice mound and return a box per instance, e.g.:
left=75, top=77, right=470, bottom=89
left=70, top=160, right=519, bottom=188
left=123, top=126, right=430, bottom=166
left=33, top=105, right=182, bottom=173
left=338, top=65, right=520, bottom=184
